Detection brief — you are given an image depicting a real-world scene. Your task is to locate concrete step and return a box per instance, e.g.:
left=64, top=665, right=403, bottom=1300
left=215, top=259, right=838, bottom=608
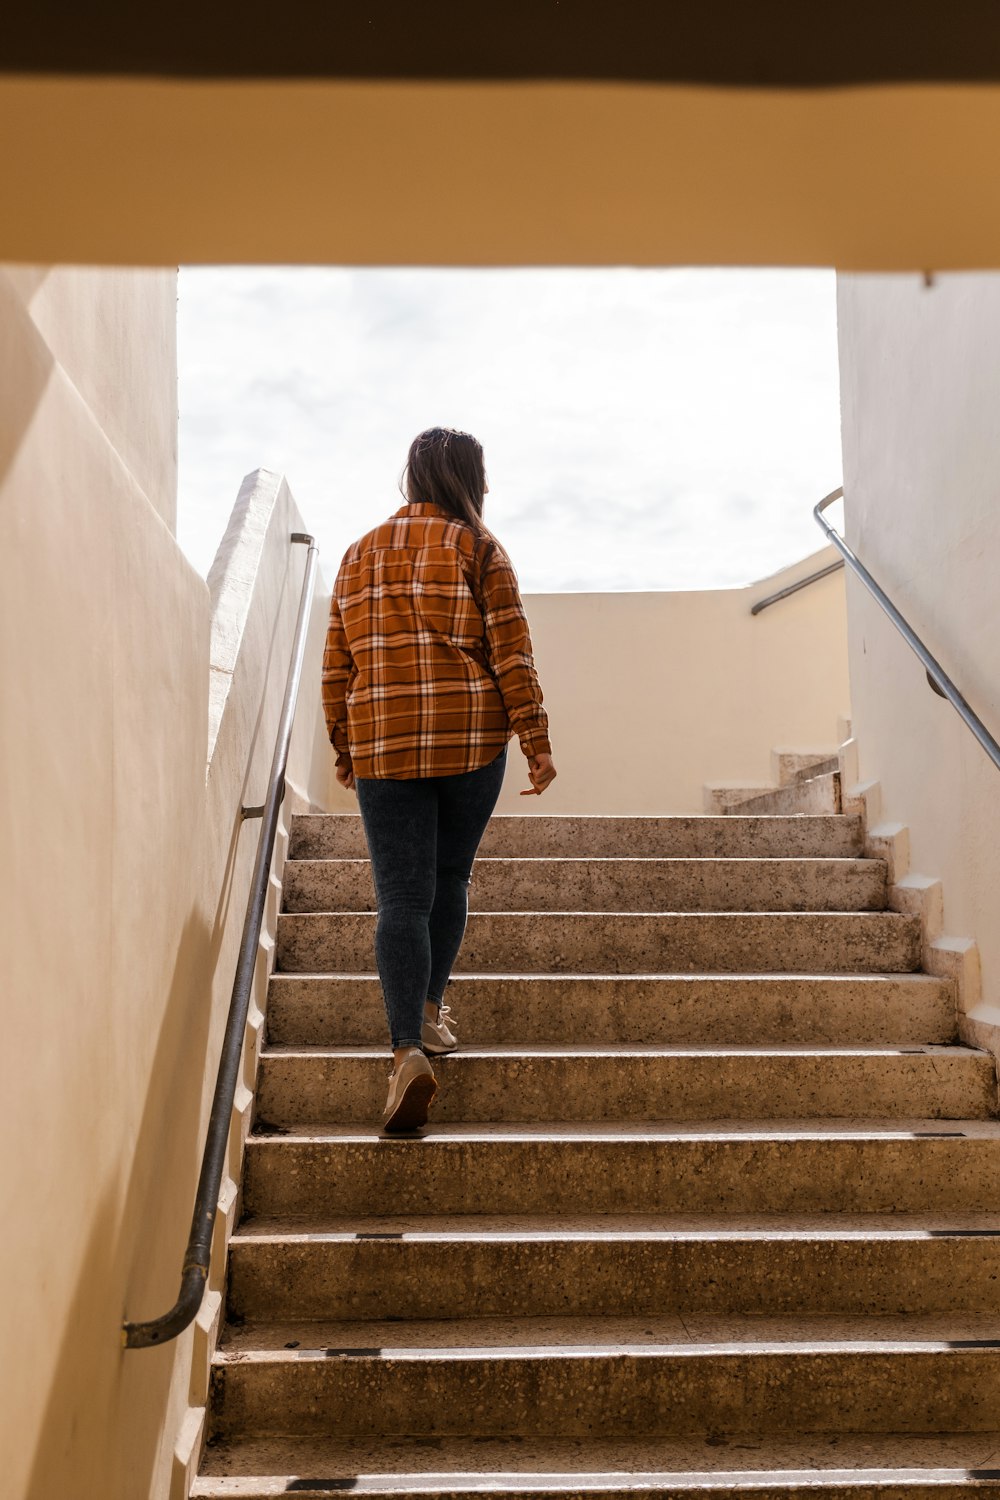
left=702, top=756, right=844, bottom=815
left=265, top=973, right=957, bottom=1048
left=281, top=857, right=888, bottom=915
left=289, top=813, right=865, bottom=862
left=242, top=1120, right=1000, bottom=1219
left=208, top=1314, right=1000, bottom=1440
left=275, top=911, right=922, bottom=976
left=227, top=1213, right=1000, bottom=1322
left=788, top=755, right=841, bottom=785
left=774, top=749, right=841, bottom=786
left=255, top=1045, right=996, bottom=1126
left=193, top=1430, right=1000, bottom=1498
left=734, top=772, right=841, bottom=818
left=701, top=784, right=773, bottom=813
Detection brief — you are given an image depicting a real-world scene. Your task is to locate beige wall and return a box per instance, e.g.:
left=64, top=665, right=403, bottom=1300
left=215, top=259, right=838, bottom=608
left=837, top=272, right=1000, bottom=1034
left=4, top=79, right=1000, bottom=268
left=321, top=548, right=851, bottom=818
left=504, top=553, right=850, bottom=813
left=0, top=267, right=331, bottom=1500
left=3, top=264, right=178, bottom=527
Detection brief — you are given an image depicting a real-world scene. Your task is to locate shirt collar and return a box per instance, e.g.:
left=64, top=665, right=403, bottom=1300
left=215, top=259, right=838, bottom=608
left=394, top=501, right=450, bottom=518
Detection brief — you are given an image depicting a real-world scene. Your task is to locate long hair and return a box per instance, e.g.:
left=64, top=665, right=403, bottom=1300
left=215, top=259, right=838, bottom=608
left=401, top=427, right=488, bottom=535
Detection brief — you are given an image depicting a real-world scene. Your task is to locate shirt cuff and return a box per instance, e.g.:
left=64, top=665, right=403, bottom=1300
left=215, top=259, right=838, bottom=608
left=519, top=733, right=552, bottom=759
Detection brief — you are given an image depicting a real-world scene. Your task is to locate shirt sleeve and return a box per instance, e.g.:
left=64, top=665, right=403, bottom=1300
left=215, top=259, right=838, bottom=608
left=321, top=585, right=354, bottom=766
left=480, top=549, right=552, bottom=760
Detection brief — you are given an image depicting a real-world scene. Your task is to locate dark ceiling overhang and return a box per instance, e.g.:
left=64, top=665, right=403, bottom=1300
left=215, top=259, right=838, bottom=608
left=4, top=0, right=1000, bottom=85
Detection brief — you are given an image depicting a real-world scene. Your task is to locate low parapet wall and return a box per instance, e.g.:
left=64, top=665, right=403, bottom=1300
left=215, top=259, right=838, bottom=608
left=501, top=549, right=850, bottom=814
left=323, top=544, right=851, bottom=817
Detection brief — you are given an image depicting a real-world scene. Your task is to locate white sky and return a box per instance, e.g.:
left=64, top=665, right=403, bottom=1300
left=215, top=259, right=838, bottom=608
left=177, top=267, right=842, bottom=591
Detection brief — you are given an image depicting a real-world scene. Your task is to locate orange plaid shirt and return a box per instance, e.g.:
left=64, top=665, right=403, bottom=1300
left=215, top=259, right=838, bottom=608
left=322, top=501, right=551, bottom=779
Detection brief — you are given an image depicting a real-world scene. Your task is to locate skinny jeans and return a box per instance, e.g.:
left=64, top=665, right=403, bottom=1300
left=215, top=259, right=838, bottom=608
left=355, top=746, right=508, bottom=1049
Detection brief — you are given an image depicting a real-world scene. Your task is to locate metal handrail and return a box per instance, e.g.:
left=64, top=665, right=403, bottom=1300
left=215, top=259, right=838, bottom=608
left=123, top=530, right=319, bottom=1348
left=814, top=486, right=1000, bottom=773
left=750, top=558, right=845, bottom=615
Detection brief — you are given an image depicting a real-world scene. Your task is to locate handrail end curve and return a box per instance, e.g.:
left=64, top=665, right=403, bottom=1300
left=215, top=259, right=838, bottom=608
left=813, top=485, right=845, bottom=520
left=122, top=1263, right=207, bottom=1350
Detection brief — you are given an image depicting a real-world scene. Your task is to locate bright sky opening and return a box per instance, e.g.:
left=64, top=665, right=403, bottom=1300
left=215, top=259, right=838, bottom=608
left=177, top=267, right=842, bottom=591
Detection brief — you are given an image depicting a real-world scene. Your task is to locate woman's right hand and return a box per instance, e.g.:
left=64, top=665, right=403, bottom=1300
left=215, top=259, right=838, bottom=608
left=521, top=752, right=557, bottom=796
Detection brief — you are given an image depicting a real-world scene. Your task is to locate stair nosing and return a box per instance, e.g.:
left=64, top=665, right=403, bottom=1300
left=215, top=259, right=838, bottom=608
left=258, top=1043, right=981, bottom=1058
left=212, top=1334, right=1000, bottom=1364
left=245, top=1118, right=1000, bottom=1140
left=292, top=859, right=869, bottom=871
left=230, top=1223, right=1000, bottom=1243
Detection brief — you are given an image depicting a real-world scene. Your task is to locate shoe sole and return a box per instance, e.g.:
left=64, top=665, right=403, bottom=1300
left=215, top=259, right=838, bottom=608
left=422, top=1039, right=458, bottom=1056
left=383, top=1071, right=438, bottom=1133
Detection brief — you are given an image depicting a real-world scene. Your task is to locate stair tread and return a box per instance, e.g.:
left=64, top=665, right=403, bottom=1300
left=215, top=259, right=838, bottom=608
left=270, top=969, right=949, bottom=982
left=216, top=1311, right=1000, bottom=1356
left=286, top=856, right=881, bottom=866
left=294, top=813, right=861, bottom=824
left=283, top=855, right=890, bottom=914
left=260, top=1043, right=982, bottom=1059
left=249, top=1117, right=1000, bottom=1140
left=194, top=1430, right=1000, bottom=1484
left=289, top=813, right=866, bottom=863
left=279, top=909, right=909, bottom=917
left=233, top=1210, right=1000, bottom=1238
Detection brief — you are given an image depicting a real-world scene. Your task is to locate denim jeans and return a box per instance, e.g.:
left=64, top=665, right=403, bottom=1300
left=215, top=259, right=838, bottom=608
left=355, top=746, right=508, bottom=1048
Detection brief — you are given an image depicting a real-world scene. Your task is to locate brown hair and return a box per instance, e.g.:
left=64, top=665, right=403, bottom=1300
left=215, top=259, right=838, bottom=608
left=402, top=427, right=488, bottom=535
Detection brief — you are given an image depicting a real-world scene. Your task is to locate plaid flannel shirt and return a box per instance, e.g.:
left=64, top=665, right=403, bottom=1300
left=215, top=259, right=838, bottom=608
left=322, top=501, right=551, bottom=779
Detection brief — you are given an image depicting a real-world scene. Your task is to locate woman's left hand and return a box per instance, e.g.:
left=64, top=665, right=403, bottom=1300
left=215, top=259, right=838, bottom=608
left=336, top=762, right=356, bottom=792
left=520, top=752, right=557, bottom=795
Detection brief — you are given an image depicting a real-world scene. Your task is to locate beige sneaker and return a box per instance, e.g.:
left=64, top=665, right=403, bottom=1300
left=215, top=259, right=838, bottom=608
left=422, top=1003, right=458, bottom=1056
left=383, top=1049, right=438, bottom=1132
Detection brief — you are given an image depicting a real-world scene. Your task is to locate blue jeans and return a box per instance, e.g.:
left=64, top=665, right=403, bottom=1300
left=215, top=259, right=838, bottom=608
left=355, top=746, right=508, bottom=1048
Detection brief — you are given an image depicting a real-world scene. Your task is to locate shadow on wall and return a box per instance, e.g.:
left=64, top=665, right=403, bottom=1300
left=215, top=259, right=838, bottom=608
left=0, top=272, right=55, bottom=492
left=206, top=560, right=294, bottom=955
left=24, top=909, right=212, bottom=1500
left=2, top=260, right=331, bottom=1500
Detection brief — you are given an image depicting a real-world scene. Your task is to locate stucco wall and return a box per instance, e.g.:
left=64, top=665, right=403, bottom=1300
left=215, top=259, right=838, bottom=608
left=505, top=555, right=850, bottom=813
left=837, top=272, right=1000, bottom=1031
left=0, top=268, right=331, bottom=1500
left=3, top=264, right=178, bottom=528
left=320, top=547, right=851, bottom=817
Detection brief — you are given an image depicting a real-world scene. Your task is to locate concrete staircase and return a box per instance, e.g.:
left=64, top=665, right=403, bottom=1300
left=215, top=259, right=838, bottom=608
left=704, top=748, right=842, bottom=815
left=194, top=810, right=1000, bottom=1498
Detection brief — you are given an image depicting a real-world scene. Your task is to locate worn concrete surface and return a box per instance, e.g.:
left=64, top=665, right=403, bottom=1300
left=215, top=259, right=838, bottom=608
left=255, top=1045, right=996, bottom=1125
left=281, top=857, right=888, bottom=916
left=276, top=911, right=923, bottom=976
left=289, top=814, right=866, bottom=862
left=243, top=1122, right=1000, bottom=1218
left=194, top=1432, right=1000, bottom=1499
left=201, top=807, right=1000, bottom=1498
left=265, top=973, right=957, bottom=1048
left=227, top=1219, right=1000, bottom=1321
left=210, top=1331, right=1000, bottom=1439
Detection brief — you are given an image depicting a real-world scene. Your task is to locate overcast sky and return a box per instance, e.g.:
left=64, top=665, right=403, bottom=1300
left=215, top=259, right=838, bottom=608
left=176, top=267, right=842, bottom=591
